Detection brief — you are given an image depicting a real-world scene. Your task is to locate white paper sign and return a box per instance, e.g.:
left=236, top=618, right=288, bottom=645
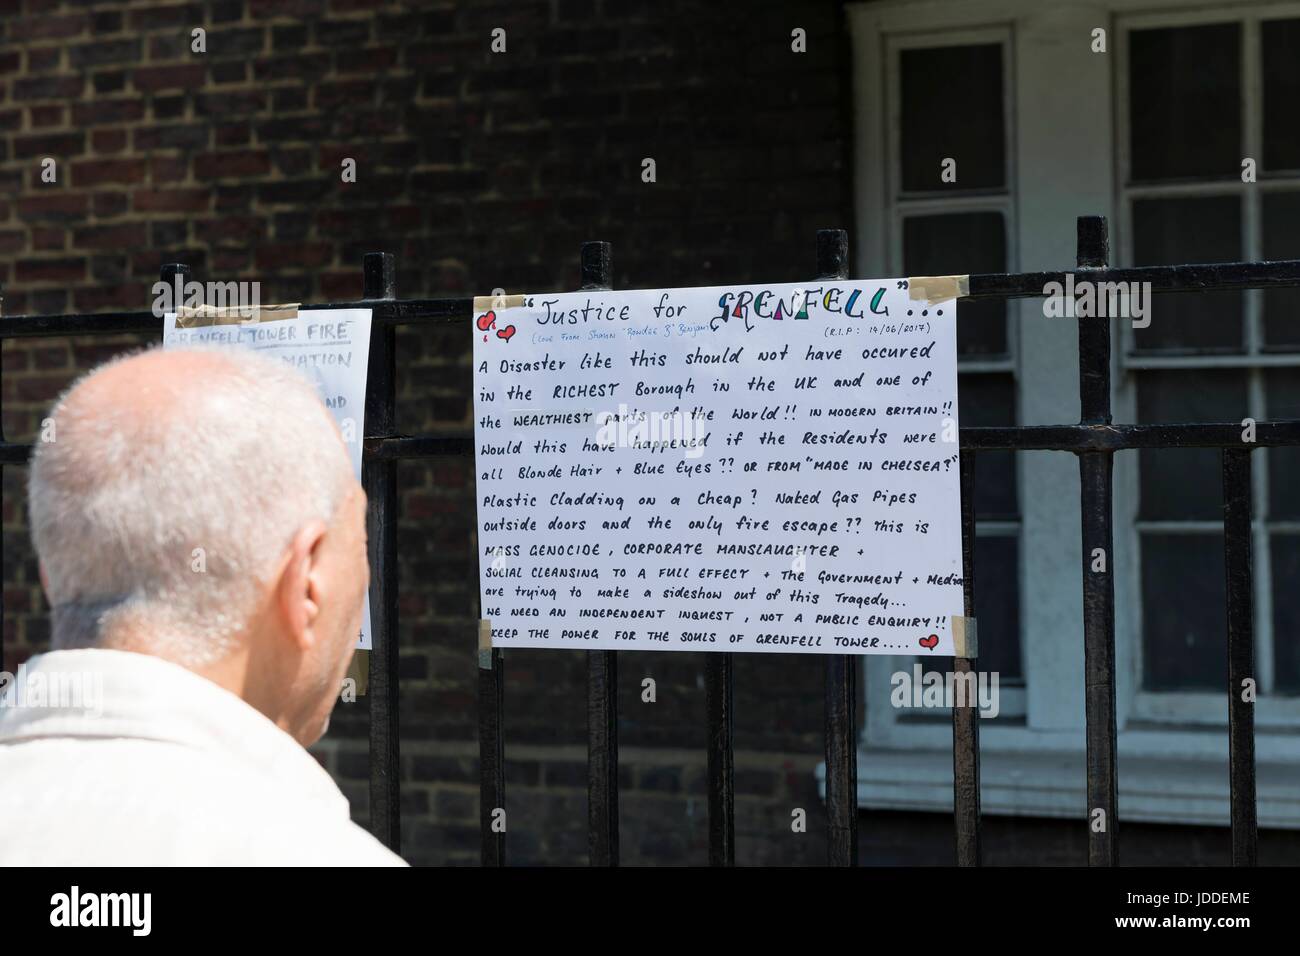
left=163, top=308, right=374, bottom=649
left=472, top=280, right=964, bottom=657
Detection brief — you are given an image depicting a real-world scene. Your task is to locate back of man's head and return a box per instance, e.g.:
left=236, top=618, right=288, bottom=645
left=28, top=346, right=358, bottom=671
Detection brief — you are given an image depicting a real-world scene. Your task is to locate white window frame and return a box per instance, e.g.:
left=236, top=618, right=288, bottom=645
left=844, top=0, right=1300, bottom=829
left=884, top=24, right=1028, bottom=721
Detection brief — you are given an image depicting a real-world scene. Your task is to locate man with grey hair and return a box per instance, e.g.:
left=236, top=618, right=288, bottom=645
left=0, top=346, right=405, bottom=865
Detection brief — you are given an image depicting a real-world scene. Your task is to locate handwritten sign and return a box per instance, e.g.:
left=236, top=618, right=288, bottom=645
left=472, top=280, right=963, bottom=656
left=163, top=308, right=374, bottom=649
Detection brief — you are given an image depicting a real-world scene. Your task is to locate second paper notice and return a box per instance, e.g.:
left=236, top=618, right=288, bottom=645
left=473, top=280, right=964, bottom=656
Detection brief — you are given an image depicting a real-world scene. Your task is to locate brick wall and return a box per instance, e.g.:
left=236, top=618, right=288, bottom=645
left=1, top=0, right=853, bottom=865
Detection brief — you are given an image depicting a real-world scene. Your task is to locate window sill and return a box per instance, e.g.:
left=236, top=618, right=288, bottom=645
left=816, top=741, right=1300, bottom=829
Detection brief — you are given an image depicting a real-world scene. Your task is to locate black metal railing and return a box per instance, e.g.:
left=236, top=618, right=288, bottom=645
left=3, top=215, right=1298, bottom=867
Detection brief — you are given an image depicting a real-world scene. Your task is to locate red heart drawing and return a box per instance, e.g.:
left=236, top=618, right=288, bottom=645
left=476, top=310, right=497, bottom=331
left=497, top=324, right=516, bottom=342
left=919, top=634, right=939, bottom=650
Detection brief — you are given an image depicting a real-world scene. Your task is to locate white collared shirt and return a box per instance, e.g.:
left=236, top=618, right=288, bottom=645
left=0, top=647, right=406, bottom=866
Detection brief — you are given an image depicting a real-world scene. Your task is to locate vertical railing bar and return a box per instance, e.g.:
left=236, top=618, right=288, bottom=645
left=478, top=626, right=506, bottom=867
left=581, top=240, right=620, bottom=867
left=705, top=651, right=735, bottom=866
left=703, top=226, right=739, bottom=865
left=362, top=252, right=401, bottom=852
left=1075, top=215, right=1119, bottom=866
left=470, top=278, right=505, bottom=867
left=473, top=269, right=505, bottom=867
left=817, top=228, right=859, bottom=866
left=0, top=267, right=12, bottom=681
left=1222, top=448, right=1259, bottom=866
left=952, top=450, right=981, bottom=865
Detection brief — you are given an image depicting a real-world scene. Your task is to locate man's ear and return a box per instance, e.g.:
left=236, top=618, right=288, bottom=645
left=275, top=519, right=329, bottom=651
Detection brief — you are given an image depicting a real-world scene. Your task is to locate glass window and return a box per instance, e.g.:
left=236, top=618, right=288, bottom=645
left=1129, top=24, right=1240, bottom=182
left=904, top=212, right=1007, bottom=357
left=1131, top=197, right=1243, bottom=353
left=900, top=43, right=1005, bottom=191
left=1261, top=19, right=1300, bottom=172
left=1124, top=18, right=1300, bottom=702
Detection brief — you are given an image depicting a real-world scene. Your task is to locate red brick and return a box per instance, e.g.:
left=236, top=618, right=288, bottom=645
left=29, top=105, right=64, bottom=128
left=132, top=124, right=209, bottom=151
left=9, top=15, right=90, bottom=41
left=32, top=347, right=69, bottom=371
left=337, top=47, right=398, bottom=74
left=25, top=48, right=62, bottom=72
left=251, top=0, right=325, bottom=17
left=93, top=192, right=128, bottom=218
left=194, top=150, right=271, bottom=179
left=73, top=285, right=145, bottom=312
left=72, top=342, right=137, bottom=367
left=215, top=122, right=251, bottom=147
left=132, top=188, right=211, bottom=213
left=255, top=242, right=333, bottom=270
left=32, top=228, right=64, bottom=251
left=15, top=194, right=88, bottom=221
left=13, top=76, right=82, bottom=101
left=320, top=271, right=359, bottom=300
left=127, top=3, right=206, bottom=30
left=0, top=230, right=25, bottom=254
left=201, top=216, right=266, bottom=243
left=150, top=156, right=189, bottom=183
left=17, top=374, right=70, bottom=402
left=16, top=258, right=85, bottom=283
left=3, top=587, right=31, bottom=614
left=210, top=249, right=251, bottom=272
left=133, top=64, right=206, bottom=92
left=13, top=132, right=84, bottom=160
left=72, top=223, right=147, bottom=249
left=72, top=99, right=146, bottom=125
left=72, top=158, right=147, bottom=187
left=91, top=129, right=128, bottom=153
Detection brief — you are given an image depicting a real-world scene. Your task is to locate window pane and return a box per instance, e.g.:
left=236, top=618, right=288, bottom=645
left=1141, top=533, right=1226, bottom=691
left=1131, top=197, right=1243, bottom=353
left=1138, top=370, right=1247, bottom=520
left=1262, top=18, right=1300, bottom=172
left=1267, top=369, right=1300, bottom=519
left=894, top=538, right=1023, bottom=687
left=959, top=373, right=1016, bottom=519
left=1129, top=24, right=1240, bottom=181
left=974, top=535, right=1021, bottom=681
left=900, top=44, right=1004, bottom=191
left=1262, top=191, right=1300, bottom=349
left=1270, top=535, right=1300, bottom=694
left=904, top=212, right=1007, bottom=357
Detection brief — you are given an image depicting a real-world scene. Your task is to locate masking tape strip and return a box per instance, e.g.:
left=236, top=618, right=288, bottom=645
left=478, top=619, right=493, bottom=670
left=473, top=293, right=527, bottom=314
left=952, top=616, right=978, bottom=659
left=907, top=275, right=970, bottom=304
left=175, top=302, right=300, bottom=328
